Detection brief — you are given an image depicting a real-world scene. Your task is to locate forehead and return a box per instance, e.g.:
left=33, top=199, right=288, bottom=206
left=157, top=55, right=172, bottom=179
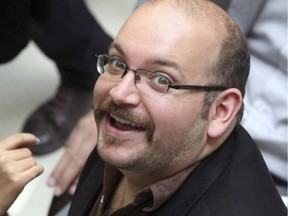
left=112, top=3, right=222, bottom=79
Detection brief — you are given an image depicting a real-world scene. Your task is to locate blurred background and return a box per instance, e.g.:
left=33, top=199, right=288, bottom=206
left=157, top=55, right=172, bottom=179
left=0, top=0, right=287, bottom=215
left=0, top=0, right=137, bottom=215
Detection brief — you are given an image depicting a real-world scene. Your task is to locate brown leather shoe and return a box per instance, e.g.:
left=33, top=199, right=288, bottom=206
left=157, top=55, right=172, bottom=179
left=22, top=86, right=92, bottom=155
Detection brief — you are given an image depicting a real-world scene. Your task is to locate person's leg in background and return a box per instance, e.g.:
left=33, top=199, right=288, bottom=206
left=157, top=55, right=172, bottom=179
left=0, top=0, right=111, bottom=215
left=22, top=0, right=112, bottom=154
left=0, top=0, right=31, bottom=63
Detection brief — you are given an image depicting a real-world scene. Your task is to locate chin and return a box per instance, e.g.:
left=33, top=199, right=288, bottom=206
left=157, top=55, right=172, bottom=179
left=97, top=143, right=132, bottom=166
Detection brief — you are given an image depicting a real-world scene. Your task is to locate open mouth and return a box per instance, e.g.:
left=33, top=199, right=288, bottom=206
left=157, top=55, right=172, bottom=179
left=110, top=113, right=144, bottom=131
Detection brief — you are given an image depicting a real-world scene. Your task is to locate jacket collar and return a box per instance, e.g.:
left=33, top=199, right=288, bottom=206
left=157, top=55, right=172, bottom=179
left=149, top=125, right=243, bottom=215
left=69, top=125, right=245, bottom=216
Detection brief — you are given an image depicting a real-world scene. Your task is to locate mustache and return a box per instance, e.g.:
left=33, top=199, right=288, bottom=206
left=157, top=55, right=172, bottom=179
left=94, top=101, right=154, bottom=130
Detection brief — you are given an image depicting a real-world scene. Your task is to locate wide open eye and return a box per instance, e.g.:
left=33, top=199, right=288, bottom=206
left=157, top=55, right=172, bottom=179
left=106, top=57, right=126, bottom=75
left=110, top=58, right=126, bottom=70
left=147, top=73, right=170, bottom=92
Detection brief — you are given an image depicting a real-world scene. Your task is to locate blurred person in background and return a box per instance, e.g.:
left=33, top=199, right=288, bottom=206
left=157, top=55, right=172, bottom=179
left=1, top=0, right=111, bottom=213
left=228, top=0, right=287, bottom=195
left=1, top=0, right=112, bottom=156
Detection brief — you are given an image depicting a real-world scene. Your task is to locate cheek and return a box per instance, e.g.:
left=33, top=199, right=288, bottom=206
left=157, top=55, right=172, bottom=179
left=149, top=97, right=203, bottom=137
left=149, top=100, right=191, bottom=134
left=93, top=77, right=113, bottom=107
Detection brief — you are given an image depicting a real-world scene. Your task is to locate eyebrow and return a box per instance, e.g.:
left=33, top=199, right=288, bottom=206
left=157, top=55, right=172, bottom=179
left=109, top=42, right=126, bottom=58
left=109, top=42, right=184, bottom=78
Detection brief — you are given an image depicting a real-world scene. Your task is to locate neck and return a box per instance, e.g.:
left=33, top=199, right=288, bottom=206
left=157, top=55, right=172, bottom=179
left=119, top=169, right=173, bottom=190
left=109, top=170, right=162, bottom=211
left=108, top=176, right=139, bottom=211
left=119, top=155, right=200, bottom=188
left=109, top=159, right=199, bottom=211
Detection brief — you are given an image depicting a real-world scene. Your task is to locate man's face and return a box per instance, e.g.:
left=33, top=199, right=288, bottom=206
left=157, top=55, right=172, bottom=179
left=93, top=4, right=221, bottom=174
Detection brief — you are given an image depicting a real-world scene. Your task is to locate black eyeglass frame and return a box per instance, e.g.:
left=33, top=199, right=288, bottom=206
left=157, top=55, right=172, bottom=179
left=95, top=54, right=228, bottom=92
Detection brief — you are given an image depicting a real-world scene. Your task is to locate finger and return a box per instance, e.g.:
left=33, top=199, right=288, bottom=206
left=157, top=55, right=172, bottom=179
left=48, top=152, right=72, bottom=187
left=0, top=162, right=44, bottom=190
left=0, top=158, right=36, bottom=175
left=51, top=156, right=81, bottom=196
left=49, top=110, right=96, bottom=196
left=68, top=177, right=79, bottom=195
left=1, top=147, right=33, bottom=161
left=47, top=117, right=88, bottom=187
left=0, top=133, right=39, bottom=150
left=14, top=157, right=40, bottom=172
left=66, top=110, right=96, bottom=151
left=20, top=164, right=44, bottom=186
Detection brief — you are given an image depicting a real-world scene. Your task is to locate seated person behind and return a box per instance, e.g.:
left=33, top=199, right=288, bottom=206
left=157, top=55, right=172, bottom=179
left=0, top=133, right=44, bottom=215
left=68, top=0, right=287, bottom=215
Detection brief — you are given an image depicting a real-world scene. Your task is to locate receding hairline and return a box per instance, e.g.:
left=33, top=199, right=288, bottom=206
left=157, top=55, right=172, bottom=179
left=141, top=0, right=247, bottom=74
left=139, top=0, right=239, bottom=61
left=140, top=0, right=249, bottom=123
left=143, top=0, right=234, bottom=25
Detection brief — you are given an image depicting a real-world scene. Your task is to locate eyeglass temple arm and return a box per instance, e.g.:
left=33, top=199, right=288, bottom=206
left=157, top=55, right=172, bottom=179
left=169, top=85, right=228, bottom=91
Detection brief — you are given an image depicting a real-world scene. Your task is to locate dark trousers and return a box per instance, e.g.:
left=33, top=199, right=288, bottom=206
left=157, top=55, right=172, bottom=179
left=0, top=0, right=31, bottom=63
left=1, top=0, right=112, bottom=90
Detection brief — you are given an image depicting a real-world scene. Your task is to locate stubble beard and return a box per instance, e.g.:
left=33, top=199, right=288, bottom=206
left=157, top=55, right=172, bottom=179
left=94, top=102, right=207, bottom=174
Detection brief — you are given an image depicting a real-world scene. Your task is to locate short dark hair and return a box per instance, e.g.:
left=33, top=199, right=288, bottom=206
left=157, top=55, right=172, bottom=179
left=207, top=15, right=250, bottom=122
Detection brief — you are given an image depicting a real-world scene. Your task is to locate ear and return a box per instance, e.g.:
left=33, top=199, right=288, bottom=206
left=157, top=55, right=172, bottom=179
left=208, top=88, right=242, bottom=138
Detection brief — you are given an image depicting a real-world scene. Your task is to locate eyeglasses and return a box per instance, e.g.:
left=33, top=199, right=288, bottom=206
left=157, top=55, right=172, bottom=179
left=96, top=54, right=228, bottom=94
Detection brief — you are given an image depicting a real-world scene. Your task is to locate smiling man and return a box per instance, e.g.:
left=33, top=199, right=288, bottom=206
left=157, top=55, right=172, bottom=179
left=67, top=0, right=286, bottom=215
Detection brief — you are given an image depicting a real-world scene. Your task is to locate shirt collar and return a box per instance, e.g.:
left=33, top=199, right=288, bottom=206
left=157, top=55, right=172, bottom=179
left=100, top=162, right=199, bottom=213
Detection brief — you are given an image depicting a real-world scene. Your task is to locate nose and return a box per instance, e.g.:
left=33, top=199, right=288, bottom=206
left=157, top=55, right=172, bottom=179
left=109, top=70, right=141, bottom=106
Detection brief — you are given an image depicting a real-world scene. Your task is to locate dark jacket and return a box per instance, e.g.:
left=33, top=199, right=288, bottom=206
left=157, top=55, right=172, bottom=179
left=68, top=125, right=287, bottom=216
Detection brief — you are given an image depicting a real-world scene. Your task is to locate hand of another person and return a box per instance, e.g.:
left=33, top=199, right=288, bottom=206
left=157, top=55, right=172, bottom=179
left=0, top=133, right=44, bottom=215
left=48, top=110, right=97, bottom=196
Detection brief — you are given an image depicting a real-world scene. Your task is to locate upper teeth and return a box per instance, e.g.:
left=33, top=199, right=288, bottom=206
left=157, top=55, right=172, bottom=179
left=111, top=114, right=140, bottom=127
